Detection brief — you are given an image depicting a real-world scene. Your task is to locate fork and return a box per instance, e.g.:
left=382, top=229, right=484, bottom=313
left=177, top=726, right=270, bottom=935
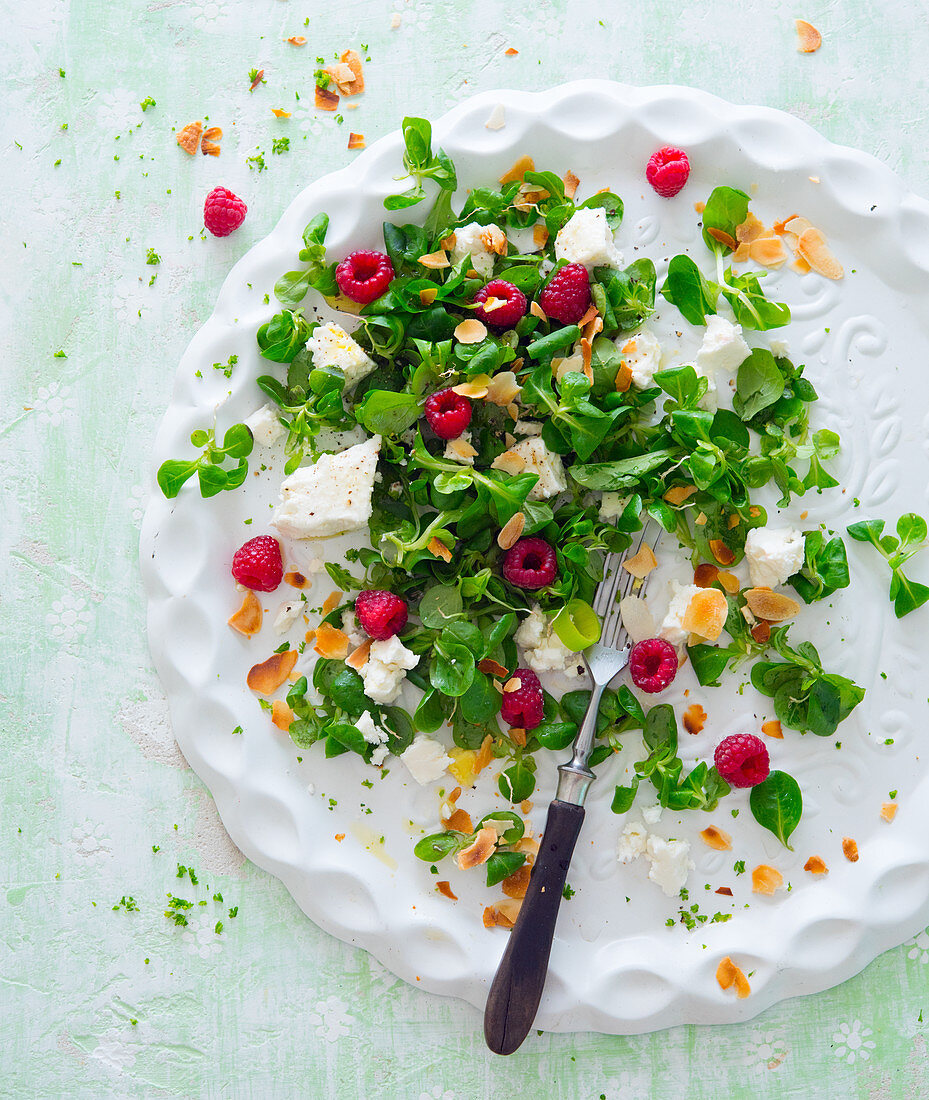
left=484, top=527, right=661, bottom=1056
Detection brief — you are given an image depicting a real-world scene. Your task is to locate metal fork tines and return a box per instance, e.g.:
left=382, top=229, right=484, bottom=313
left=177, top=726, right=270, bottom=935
left=591, top=527, right=663, bottom=655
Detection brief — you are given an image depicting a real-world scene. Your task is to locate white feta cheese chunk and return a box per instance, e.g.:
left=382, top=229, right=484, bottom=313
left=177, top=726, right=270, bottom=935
left=342, top=611, right=365, bottom=647
left=443, top=431, right=476, bottom=466
left=400, top=735, right=452, bottom=785
left=692, top=360, right=719, bottom=411
left=449, top=221, right=506, bottom=279
left=695, top=316, right=751, bottom=375
left=359, top=635, right=419, bottom=705
left=554, top=207, right=624, bottom=270
left=642, top=804, right=663, bottom=826
left=659, top=581, right=704, bottom=646
left=356, top=711, right=388, bottom=746
left=513, top=420, right=544, bottom=436
left=245, top=404, right=285, bottom=448
left=744, top=527, right=805, bottom=588
left=645, top=835, right=694, bottom=897
left=274, top=599, right=303, bottom=635
left=313, top=424, right=369, bottom=453
left=305, top=321, right=375, bottom=389
left=618, top=329, right=662, bottom=389
left=515, top=605, right=584, bottom=679
left=493, top=437, right=567, bottom=500
left=599, top=492, right=628, bottom=520
left=617, top=820, right=648, bottom=863
left=271, top=435, right=381, bottom=540
left=370, top=744, right=389, bottom=767
left=770, top=338, right=790, bottom=358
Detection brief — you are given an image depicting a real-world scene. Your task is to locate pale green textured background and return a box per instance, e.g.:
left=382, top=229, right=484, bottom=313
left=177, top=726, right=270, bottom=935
left=5, top=0, right=929, bottom=1096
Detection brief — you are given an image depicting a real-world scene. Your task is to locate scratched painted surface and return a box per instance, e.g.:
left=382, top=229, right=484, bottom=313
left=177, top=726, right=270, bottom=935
left=4, top=0, right=929, bottom=1096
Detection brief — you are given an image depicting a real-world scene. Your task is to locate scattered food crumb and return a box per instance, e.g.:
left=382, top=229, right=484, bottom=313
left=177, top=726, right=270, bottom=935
left=842, top=837, right=859, bottom=862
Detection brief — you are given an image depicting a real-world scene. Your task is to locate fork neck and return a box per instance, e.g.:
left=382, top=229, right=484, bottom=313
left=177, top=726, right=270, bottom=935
left=555, top=680, right=606, bottom=806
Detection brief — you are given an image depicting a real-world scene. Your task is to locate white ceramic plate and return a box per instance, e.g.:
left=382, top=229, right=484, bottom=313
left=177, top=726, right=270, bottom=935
left=141, top=81, right=929, bottom=1034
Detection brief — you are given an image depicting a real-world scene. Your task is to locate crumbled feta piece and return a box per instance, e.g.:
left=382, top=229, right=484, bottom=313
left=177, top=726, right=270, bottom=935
left=493, top=437, right=566, bottom=500
left=770, top=338, right=790, bottom=358
left=370, top=744, right=389, bottom=767
left=357, top=711, right=388, bottom=746
left=400, top=735, right=452, bottom=785
left=618, top=329, right=662, bottom=389
left=744, top=527, right=805, bottom=588
left=645, top=835, right=694, bottom=897
left=443, top=431, right=476, bottom=466
left=642, top=804, right=663, bottom=826
left=554, top=207, right=623, bottom=270
left=617, top=820, right=648, bottom=863
left=359, top=635, right=419, bottom=705
left=695, top=316, right=751, bottom=375
left=342, top=610, right=365, bottom=647
left=449, top=221, right=506, bottom=279
left=305, top=321, right=375, bottom=389
left=515, top=605, right=584, bottom=679
left=599, top=492, right=628, bottom=520
left=659, top=581, right=704, bottom=646
left=313, top=424, right=369, bottom=453
left=513, top=420, right=544, bottom=436
left=274, top=599, right=303, bottom=635
left=271, top=435, right=381, bottom=539
left=692, top=360, right=718, bottom=411
left=245, top=404, right=285, bottom=448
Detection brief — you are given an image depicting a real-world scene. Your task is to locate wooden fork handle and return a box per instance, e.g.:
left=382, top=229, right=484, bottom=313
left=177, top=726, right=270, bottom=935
left=483, top=799, right=585, bottom=1055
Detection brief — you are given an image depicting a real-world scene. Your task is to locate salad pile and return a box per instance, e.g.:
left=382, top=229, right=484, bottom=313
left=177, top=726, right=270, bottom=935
left=159, top=116, right=885, bottom=899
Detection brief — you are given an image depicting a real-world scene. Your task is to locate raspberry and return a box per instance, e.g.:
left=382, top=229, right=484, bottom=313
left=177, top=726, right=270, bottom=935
left=501, top=537, right=558, bottom=590
left=500, top=668, right=545, bottom=730
left=335, top=249, right=395, bottom=304
left=629, top=638, right=679, bottom=693
left=538, top=263, right=591, bottom=325
left=203, top=186, right=247, bottom=237
left=473, top=280, right=527, bottom=330
left=423, top=389, right=472, bottom=440
left=231, top=535, right=282, bottom=592
left=714, top=734, right=771, bottom=789
left=646, top=146, right=691, bottom=198
left=354, top=590, right=409, bottom=640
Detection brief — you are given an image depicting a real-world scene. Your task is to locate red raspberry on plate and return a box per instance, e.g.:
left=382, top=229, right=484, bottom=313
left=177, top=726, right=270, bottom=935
left=500, top=668, right=545, bottom=730
left=538, top=262, right=591, bottom=325
left=423, top=389, right=472, bottom=440
left=354, top=590, right=409, bottom=640
left=203, top=186, right=247, bottom=237
left=501, top=537, right=558, bottom=590
left=629, top=638, right=678, bottom=693
left=231, top=535, right=282, bottom=592
left=714, top=734, right=770, bottom=789
left=335, top=249, right=395, bottom=304
left=473, top=279, right=528, bottom=330
left=646, top=146, right=691, bottom=198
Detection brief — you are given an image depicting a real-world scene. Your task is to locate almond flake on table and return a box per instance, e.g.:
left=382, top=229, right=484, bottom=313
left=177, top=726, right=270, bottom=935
left=176, top=121, right=203, bottom=154
left=795, top=18, right=822, bottom=52
left=271, top=108, right=292, bottom=118
left=315, top=85, right=340, bottom=112
left=348, top=132, right=366, bottom=150
left=286, top=35, right=307, bottom=45
left=200, top=126, right=222, bottom=156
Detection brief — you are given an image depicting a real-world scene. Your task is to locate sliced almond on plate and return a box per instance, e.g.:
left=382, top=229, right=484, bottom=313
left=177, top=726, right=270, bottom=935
left=716, top=956, right=751, bottom=998
left=700, top=825, right=732, bottom=851
left=456, top=826, right=497, bottom=870
left=453, top=318, right=487, bottom=344
left=622, top=543, right=658, bottom=578
left=683, top=704, right=707, bottom=736
left=744, top=588, right=801, bottom=622
left=804, top=855, right=828, bottom=874
left=497, top=511, right=526, bottom=550
left=228, top=590, right=263, bottom=636
left=682, top=588, right=728, bottom=641
left=751, top=864, right=784, bottom=895
left=246, top=649, right=298, bottom=694
left=314, top=623, right=350, bottom=659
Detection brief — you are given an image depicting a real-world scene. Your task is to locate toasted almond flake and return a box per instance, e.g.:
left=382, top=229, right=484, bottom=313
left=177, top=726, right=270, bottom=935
left=622, top=542, right=658, bottom=579
left=716, top=886, right=733, bottom=896
left=497, top=511, right=526, bottom=550
left=506, top=401, right=520, bottom=422
left=751, top=864, right=784, bottom=895
left=453, top=318, right=487, bottom=344
left=271, top=108, right=292, bottom=118
left=790, top=255, right=813, bottom=275
left=749, top=235, right=787, bottom=267
left=575, top=304, right=598, bottom=329
left=796, top=226, right=844, bottom=279
left=664, top=484, right=698, bottom=506
left=761, top=719, right=783, bottom=740
left=683, top=588, right=728, bottom=642
left=443, top=808, right=473, bottom=834
left=804, top=855, right=828, bottom=874
left=796, top=18, right=822, bottom=52
left=529, top=301, right=547, bottom=323
left=482, top=905, right=497, bottom=928
left=480, top=225, right=508, bottom=255
left=322, top=590, right=343, bottom=615
left=532, top=224, right=549, bottom=250
left=736, top=212, right=767, bottom=244
left=284, top=570, right=308, bottom=589
left=563, top=169, right=580, bottom=199
left=305, top=629, right=316, bottom=645
left=716, top=957, right=751, bottom=998
left=504, top=46, right=519, bottom=55
left=345, top=638, right=372, bottom=671
left=418, top=286, right=439, bottom=306
left=249, top=69, right=265, bottom=91
left=314, top=622, right=350, bottom=659
left=842, top=837, right=859, bottom=862
left=447, top=437, right=478, bottom=462
left=347, top=132, right=366, bottom=150
left=614, top=362, right=633, bottom=392
left=228, top=590, right=263, bottom=636
left=683, top=704, right=708, bottom=736
left=457, top=826, right=498, bottom=870
left=247, top=649, right=298, bottom=695
left=497, top=897, right=523, bottom=922
left=480, top=296, right=506, bottom=314
left=335, top=832, right=345, bottom=842
left=732, top=242, right=751, bottom=264
left=434, top=880, right=457, bottom=901
left=881, top=801, right=899, bottom=823
left=716, top=571, right=740, bottom=595
left=427, top=537, right=453, bottom=563
left=695, top=512, right=707, bottom=527
left=693, top=563, right=720, bottom=588
left=583, top=314, right=604, bottom=342
left=286, top=35, right=307, bottom=45
left=501, top=864, right=531, bottom=899
left=325, top=61, right=356, bottom=91
left=619, top=595, right=656, bottom=644
left=491, top=449, right=527, bottom=475
left=809, top=175, right=820, bottom=184
left=499, top=154, right=535, bottom=185
left=708, top=539, right=736, bottom=566
left=475, top=733, right=494, bottom=774
left=439, top=232, right=457, bottom=250
left=452, top=374, right=491, bottom=399
left=509, top=726, right=527, bottom=747
left=339, top=48, right=365, bottom=95
left=315, top=84, right=340, bottom=111
left=700, top=825, right=732, bottom=851
left=477, top=658, right=508, bottom=678
left=485, top=103, right=506, bottom=131
left=503, top=677, right=522, bottom=694
left=176, top=121, right=203, bottom=154
left=581, top=337, right=593, bottom=380
left=707, top=226, right=738, bottom=251
left=418, top=249, right=450, bottom=270
left=200, top=126, right=223, bottom=156
left=271, top=698, right=295, bottom=731
left=744, top=588, right=801, bottom=623
left=485, top=371, right=521, bottom=406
